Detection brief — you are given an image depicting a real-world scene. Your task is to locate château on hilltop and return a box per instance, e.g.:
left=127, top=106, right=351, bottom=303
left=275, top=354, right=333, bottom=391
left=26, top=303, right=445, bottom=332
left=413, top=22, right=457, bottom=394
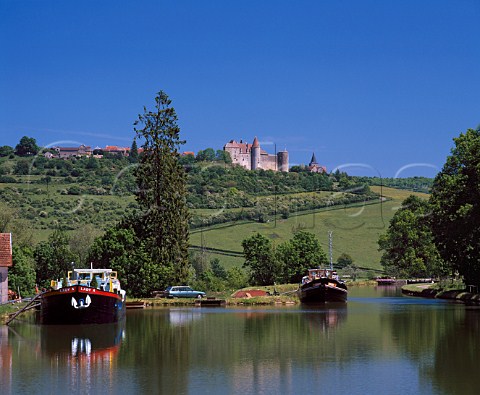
left=223, top=136, right=289, bottom=172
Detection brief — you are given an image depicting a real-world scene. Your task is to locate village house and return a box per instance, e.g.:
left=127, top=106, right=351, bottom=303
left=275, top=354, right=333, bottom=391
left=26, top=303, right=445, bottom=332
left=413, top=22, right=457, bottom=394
left=53, top=144, right=92, bottom=158
left=103, top=145, right=130, bottom=156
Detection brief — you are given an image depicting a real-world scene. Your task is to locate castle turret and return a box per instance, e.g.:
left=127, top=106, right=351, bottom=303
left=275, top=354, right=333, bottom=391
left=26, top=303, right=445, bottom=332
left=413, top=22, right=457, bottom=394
left=277, top=150, right=289, bottom=172
left=251, top=136, right=260, bottom=170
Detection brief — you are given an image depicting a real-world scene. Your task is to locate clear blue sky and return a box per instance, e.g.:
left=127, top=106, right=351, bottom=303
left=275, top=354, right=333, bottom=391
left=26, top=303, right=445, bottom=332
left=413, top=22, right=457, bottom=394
left=1, top=0, right=479, bottom=177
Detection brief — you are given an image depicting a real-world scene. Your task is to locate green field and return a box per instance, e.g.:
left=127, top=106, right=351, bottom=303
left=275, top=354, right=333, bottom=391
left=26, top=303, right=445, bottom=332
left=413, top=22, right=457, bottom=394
left=189, top=186, right=429, bottom=271
left=1, top=170, right=428, bottom=273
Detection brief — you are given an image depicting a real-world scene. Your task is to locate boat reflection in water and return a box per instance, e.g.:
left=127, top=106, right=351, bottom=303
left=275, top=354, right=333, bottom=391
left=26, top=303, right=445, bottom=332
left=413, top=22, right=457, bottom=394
left=302, top=304, right=347, bottom=332
left=168, top=309, right=203, bottom=327
left=40, top=321, right=125, bottom=361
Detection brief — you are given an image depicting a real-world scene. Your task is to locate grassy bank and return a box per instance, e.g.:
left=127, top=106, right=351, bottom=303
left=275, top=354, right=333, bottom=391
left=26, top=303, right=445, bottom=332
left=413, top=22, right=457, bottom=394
left=401, top=283, right=480, bottom=305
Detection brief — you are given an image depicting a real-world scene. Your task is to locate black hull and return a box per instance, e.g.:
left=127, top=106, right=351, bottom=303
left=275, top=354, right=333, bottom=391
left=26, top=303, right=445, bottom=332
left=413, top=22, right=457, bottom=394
left=298, top=279, right=348, bottom=304
left=40, top=285, right=126, bottom=325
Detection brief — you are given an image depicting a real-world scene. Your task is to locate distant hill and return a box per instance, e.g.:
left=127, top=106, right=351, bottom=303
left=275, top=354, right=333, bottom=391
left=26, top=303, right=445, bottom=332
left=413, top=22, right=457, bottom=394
left=0, top=154, right=431, bottom=272
left=0, top=155, right=377, bottom=238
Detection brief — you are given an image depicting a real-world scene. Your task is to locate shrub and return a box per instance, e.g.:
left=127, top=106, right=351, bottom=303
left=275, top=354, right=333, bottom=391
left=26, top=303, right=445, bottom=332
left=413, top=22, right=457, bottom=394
left=0, top=175, right=17, bottom=183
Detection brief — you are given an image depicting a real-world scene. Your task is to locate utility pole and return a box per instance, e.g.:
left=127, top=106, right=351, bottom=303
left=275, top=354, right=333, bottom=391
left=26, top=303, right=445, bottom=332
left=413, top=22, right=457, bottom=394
left=274, top=142, right=277, bottom=227
left=328, top=231, right=333, bottom=270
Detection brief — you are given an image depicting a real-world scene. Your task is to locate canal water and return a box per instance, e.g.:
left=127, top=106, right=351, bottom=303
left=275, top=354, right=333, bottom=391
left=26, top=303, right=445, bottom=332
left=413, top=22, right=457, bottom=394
left=1, top=286, right=479, bottom=395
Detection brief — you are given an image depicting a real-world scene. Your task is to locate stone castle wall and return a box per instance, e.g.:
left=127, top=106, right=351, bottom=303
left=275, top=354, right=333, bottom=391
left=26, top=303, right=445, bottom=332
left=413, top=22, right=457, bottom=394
left=224, top=139, right=288, bottom=172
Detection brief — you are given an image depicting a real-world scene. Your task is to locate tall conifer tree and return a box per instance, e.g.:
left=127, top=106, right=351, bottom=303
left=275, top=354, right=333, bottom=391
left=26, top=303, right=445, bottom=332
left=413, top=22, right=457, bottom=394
left=130, top=139, right=139, bottom=162
left=133, top=91, right=190, bottom=285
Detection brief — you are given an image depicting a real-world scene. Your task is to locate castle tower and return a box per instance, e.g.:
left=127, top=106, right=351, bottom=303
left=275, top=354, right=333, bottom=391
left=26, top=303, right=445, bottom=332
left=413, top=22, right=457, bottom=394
left=309, top=152, right=318, bottom=166
left=277, top=150, right=289, bottom=172
left=251, top=136, right=260, bottom=170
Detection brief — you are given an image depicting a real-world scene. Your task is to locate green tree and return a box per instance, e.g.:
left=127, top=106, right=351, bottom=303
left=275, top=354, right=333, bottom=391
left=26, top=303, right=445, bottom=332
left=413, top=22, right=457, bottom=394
left=0, top=202, right=15, bottom=233
left=43, top=175, right=52, bottom=195
left=277, top=231, right=328, bottom=283
left=88, top=225, right=155, bottom=296
left=14, top=159, right=30, bottom=175
left=134, top=90, right=190, bottom=287
left=337, top=253, right=353, bottom=269
left=15, top=136, right=39, bottom=156
left=378, top=195, right=445, bottom=278
left=69, top=224, right=101, bottom=267
left=0, top=145, right=14, bottom=157
left=210, top=258, right=227, bottom=280
left=189, top=250, right=209, bottom=277
left=9, top=246, right=36, bottom=297
left=179, top=153, right=195, bottom=166
left=86, top=156, right=99, bottom=169
left=344, top=263, right=360, bottom=281
left=242, top=233, right=280, bottom=285
left=430, top=128, right=480, bottom=287
left=34, top=229, right=77, bottom=288
left=0, top=203, right=33, bottom=248
left=130, top=139, right=139, bottom=162
left=215, top=150, right=232, bottom=163
left=226, top=266, right=248, bottom=289
left=196, top=148, right=216, bottom=162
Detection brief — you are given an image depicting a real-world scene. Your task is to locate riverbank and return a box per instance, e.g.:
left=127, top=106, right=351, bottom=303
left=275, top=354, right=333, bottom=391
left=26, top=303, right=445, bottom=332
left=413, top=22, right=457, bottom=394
left=402, top=283, right=480, bottom=305
left=2, top=281, right=381, bottom=323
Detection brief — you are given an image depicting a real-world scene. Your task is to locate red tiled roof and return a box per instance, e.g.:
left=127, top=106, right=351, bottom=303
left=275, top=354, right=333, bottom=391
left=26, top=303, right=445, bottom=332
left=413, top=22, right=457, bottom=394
left=224, top=140, right=252, bottom=152
left=104, top=146, right=129, bottom=152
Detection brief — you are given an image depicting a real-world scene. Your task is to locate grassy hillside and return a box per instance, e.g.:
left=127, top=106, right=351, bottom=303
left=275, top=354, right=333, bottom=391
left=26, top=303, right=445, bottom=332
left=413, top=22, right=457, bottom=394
left=0, top=152, right=430, bottom=273
left=0, top=156, right=375, bottom=242
left=0, top=180, right=136, bottom=242
left=189, top=186, right=429, bottom=271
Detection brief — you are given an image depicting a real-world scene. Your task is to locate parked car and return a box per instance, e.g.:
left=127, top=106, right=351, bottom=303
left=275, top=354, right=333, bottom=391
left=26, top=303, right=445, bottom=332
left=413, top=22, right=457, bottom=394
left=165, top=286, right=206, bottom=299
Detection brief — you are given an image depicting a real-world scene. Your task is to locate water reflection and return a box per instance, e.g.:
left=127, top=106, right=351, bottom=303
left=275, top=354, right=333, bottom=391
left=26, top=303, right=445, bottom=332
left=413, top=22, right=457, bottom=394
left=40, top=322, right=124, bottom=359
left=302, top=304, right=347, bottom=332
left=427, top=307, right=480, bottom=394
left=0, top=325, right=12, bottom=390
left=168, top=308, right=203, bottom=327
left=4, top=288, right=480, bottom=395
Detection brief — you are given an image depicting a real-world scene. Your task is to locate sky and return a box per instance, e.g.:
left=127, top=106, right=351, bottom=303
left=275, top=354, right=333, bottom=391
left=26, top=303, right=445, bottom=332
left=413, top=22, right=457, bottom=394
left=1, top=0, right=479, bottom=177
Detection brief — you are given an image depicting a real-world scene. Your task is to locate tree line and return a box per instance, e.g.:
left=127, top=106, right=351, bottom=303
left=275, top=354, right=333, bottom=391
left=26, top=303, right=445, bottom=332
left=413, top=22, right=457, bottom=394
left=378, top=128, right=480, bottom=288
